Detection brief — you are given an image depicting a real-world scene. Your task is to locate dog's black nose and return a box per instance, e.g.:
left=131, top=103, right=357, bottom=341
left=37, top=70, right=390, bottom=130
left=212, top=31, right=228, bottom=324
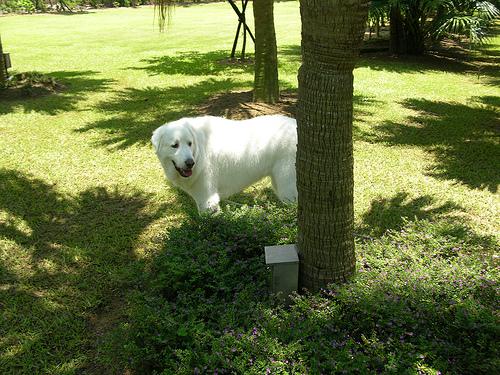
left=185, top=158, right=195, bottom=169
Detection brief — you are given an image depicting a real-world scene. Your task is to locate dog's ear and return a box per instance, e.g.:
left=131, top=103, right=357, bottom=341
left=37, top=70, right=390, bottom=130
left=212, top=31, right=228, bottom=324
left=151, top=127, right=163, bottom=152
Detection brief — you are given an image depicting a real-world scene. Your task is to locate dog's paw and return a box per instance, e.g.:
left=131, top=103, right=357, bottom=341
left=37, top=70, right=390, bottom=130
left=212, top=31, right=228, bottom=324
left=197, top=199, right=221, bottom=215
left=198, top=205, right=221, bottom=217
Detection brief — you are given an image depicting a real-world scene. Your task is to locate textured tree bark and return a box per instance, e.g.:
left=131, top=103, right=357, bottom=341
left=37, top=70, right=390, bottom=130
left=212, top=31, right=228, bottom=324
left=0, top=36, right=7, bottom=90
left=253, top=0, right=279, bottom=103
left=297, top=0, right=369, bottom=291
left=390, top=4, right=407, bottom=55
left=390, top=1, right=427, bottom=55
left=404, top=1, right=426, bottom=55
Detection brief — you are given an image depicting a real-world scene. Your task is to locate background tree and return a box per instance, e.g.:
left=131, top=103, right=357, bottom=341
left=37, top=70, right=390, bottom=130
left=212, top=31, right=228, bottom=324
left=370, top=0, right=499, bottom=54
left=253, top=0, right=279, bottom=103
left=368, top=0, right=387, bottom=38
left=297, top=0, right=369, bottom=291
left=389, top=1, right=409, bottom=54
left=153, top=0, right=280, bottom=103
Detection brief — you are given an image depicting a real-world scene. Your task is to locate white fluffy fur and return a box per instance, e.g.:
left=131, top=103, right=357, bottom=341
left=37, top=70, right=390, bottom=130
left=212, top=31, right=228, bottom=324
left=151, top=115, right=297, bottom=212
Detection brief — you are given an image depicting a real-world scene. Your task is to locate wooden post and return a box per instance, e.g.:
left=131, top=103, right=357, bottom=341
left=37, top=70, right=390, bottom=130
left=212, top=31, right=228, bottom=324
left=0, top=36, right=8, bottom=89
left=227, top=0, right=255, bottom=60
left=230, top=16, right=243, bottom=59
left=241, top=0, right=248, bottom=59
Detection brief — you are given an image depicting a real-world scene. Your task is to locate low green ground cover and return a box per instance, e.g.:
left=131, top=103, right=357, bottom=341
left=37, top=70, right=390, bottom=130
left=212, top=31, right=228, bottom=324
left=0, top=3, right=498, bottom=374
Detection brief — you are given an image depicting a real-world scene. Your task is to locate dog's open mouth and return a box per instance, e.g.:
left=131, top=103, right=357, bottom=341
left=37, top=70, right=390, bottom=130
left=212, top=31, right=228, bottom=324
left=172, top=161, right=193, bottom=178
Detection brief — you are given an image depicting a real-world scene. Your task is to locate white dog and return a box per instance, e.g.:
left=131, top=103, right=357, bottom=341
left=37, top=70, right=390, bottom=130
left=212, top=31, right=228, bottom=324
left=151, top=115, right=297, bottom=212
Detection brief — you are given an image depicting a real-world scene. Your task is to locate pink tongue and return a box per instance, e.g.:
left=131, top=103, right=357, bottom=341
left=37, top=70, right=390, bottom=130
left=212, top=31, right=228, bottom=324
left=184, top=170, right=192, bottom=177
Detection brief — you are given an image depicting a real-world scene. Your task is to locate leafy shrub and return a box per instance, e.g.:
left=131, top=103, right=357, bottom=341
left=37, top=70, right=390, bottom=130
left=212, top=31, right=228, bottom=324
left=106, top=205, right=498, bottom=374
left=0, top=0, right=35, bottom=13
left=0, top=0, right=223, bottom=12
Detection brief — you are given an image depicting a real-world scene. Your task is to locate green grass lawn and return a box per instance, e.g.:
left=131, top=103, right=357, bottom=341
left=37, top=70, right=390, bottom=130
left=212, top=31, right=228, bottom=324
left=0, top=3, right=499, bottom=374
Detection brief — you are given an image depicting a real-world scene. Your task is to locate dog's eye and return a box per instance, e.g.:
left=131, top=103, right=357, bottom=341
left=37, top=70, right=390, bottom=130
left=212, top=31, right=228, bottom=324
left=171, top=143, right=179, bottom=149
left=188, top=142, right=192, bottom=147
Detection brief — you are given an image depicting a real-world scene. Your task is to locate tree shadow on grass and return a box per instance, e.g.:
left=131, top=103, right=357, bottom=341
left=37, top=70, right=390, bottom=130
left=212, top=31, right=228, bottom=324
left=0, top=168, right=175, bottom=373
left=0, top=70, right=114, bottom=115
left=280, top=43, right=499, bottom=86
left=278, top=45, right=301, bottom=64
left=76, top=78, right=252, bottom=149
left=281, top=43, right=477, bottom=73
left=79, top=53, right=382, bottom=151
left=365, top=96, right=500, bottom=193
left=129, top=50, right=254, bottom=77
left=360, top=192, right=462, bottom=237
left=358, top=52, right=478, bottom=73
left=78, top=86, right=380, bottom=150
left=360, top=44, right=499, bottom=84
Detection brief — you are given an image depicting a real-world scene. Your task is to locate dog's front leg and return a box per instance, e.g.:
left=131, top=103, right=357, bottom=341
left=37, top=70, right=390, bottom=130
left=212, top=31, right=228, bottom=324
left=192, top=183, right=220, bottom=213
left=196, top=193, right=220, bottom=213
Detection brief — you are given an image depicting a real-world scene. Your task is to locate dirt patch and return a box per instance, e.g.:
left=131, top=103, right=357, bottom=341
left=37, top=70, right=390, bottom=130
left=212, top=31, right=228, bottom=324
left=217, top=57, right=254, bottom=66
left=87, top=296, right=125, bottom=339
left=83, top=294, right=129, bottom=374
left=198, top=89, right=297, bottom=120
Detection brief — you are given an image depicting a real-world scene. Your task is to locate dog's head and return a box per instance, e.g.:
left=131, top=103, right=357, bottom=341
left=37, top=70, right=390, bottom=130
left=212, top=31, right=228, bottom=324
left=151, top=119, right=199, bottom=179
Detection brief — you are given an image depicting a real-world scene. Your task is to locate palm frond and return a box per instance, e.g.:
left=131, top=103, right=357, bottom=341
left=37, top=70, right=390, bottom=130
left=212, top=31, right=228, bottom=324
left=476, top=1, right=500, bottom=20
left=431, top=1, right=499, bottom=44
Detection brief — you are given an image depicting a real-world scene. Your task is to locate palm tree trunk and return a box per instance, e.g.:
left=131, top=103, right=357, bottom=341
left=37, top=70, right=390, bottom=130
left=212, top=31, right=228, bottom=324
left=390, top=4, right=407, bottom=55
left=253, top=0, right=279, bottom=103
left=404, top=1, right=426, bottom=55
left=0, top=36, right=7, bottom=90
left=297, top=0, right=369, bottom=291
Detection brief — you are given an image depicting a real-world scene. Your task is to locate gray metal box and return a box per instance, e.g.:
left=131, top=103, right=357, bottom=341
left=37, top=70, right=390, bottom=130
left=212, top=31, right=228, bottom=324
left=264, top=244, right=299, bottom=299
